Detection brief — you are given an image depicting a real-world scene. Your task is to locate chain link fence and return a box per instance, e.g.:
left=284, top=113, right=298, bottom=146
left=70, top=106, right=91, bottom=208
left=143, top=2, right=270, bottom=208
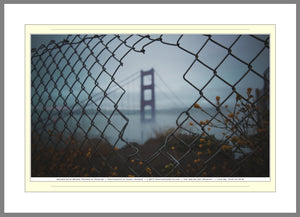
left=31, top=34, right=270, bottom=177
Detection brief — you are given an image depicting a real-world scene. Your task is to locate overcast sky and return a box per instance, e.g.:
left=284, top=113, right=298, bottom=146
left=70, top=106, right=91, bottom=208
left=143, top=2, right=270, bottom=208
left=31, top=34, right=269, bottom=111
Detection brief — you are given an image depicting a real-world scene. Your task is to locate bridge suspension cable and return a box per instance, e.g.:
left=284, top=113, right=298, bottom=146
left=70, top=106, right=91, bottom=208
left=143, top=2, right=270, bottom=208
left=154, top=84, right=182, bottom=108
left=79, top=70, right=140, bottom=105
left=90, top=73, right=140, bottom=104
left=155, top=72, right=187, bottom=107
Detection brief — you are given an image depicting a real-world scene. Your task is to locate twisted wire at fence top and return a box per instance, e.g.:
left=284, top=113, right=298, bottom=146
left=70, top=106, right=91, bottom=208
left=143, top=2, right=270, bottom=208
left=31, top=34, right=270, bottom=177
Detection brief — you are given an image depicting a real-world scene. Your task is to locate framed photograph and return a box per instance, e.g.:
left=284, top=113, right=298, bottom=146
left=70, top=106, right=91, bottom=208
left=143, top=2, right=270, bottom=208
left=25, top=24, right=275, bottom=192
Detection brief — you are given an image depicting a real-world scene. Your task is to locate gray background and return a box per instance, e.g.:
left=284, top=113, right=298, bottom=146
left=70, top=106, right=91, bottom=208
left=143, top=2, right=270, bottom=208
left=1, top=0, right=299, bottom=216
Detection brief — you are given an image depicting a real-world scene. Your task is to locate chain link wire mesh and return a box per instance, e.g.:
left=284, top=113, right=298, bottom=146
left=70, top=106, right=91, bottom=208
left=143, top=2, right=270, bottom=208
left=31, top=34, right=270, bottom=177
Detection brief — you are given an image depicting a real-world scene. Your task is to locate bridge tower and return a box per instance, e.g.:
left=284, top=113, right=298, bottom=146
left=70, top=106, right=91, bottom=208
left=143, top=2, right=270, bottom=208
left=140, top=68, right=155, bottom=123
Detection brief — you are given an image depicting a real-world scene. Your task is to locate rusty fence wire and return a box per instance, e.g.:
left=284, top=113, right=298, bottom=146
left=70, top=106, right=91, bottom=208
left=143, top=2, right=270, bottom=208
left=31, top=34, right=270, bottom=177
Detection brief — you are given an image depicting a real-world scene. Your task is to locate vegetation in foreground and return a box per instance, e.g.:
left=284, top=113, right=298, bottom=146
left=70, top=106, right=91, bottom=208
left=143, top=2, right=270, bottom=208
left=31, top=88, right=269, bottom=177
